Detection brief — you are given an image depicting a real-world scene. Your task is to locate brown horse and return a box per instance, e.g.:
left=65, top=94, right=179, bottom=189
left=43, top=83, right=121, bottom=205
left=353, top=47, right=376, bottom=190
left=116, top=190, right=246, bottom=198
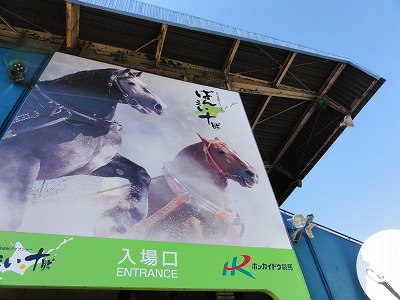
left=126, top=134, right=259, bottom=244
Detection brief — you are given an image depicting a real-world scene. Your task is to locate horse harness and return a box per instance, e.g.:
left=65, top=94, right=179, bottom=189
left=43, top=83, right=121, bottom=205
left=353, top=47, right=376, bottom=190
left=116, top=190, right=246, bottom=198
left=3, top=70, right=134, bottom=139
left=202, top=138, right=232, bottom=179
left=130, top=160, right=244, bottom=239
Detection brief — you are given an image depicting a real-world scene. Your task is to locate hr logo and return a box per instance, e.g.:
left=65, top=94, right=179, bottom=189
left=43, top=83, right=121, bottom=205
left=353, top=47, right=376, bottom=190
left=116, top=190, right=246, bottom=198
left=222, top=255, right=255, bottom=279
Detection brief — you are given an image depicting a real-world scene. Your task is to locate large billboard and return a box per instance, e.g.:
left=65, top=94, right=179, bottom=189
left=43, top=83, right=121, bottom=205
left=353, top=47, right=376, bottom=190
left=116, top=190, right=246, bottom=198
left=0, top=53, right=309, bottom=299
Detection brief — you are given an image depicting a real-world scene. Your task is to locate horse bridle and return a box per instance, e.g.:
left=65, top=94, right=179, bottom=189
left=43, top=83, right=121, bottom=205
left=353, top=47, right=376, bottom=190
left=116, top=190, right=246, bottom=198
left=108, top=69, right=140, bottom=106
left=203, top=138, right=234, bottom=179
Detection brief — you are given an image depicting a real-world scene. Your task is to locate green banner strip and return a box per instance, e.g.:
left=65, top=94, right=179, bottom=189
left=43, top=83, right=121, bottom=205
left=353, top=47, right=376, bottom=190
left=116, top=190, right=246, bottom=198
left=0, top=232, right=309, bottom=299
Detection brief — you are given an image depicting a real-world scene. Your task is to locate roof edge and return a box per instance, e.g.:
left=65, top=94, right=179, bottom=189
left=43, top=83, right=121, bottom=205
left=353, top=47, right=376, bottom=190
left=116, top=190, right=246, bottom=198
left=66, top=0, right=383, bottom=79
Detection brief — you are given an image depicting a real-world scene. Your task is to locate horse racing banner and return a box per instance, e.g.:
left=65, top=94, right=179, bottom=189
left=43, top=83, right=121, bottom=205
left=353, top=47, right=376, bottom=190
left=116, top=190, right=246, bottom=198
left=0, top=52, right=309, bottom=299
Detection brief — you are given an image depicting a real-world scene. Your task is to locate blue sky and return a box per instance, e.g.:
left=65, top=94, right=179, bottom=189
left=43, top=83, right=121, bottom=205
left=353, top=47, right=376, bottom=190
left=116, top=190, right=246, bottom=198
left=141, top=0, right=400, bottom=242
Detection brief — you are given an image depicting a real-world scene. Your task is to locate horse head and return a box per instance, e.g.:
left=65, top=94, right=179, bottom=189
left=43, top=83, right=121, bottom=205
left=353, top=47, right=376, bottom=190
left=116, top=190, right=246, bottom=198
left=198, top=134, right=258, bottom=188
left=109, top=69, right=167, bottom=115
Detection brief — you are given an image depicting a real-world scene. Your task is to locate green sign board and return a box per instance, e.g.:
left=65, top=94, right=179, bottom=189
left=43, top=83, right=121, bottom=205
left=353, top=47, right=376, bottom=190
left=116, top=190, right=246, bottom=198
left=0, top=232, right=308, bottom=299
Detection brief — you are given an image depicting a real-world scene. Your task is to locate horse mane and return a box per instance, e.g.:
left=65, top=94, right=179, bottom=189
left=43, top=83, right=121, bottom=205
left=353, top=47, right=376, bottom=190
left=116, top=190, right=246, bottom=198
left=34, top=69, right=120, bottom=119
left=38, top=69, right=116, bottom=98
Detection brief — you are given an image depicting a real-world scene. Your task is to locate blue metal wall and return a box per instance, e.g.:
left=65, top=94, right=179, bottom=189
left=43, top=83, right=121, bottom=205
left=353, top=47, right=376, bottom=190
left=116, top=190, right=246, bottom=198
left=0, top=44, right=51, bottom=135
left=281, top=210, right=368, bottom=300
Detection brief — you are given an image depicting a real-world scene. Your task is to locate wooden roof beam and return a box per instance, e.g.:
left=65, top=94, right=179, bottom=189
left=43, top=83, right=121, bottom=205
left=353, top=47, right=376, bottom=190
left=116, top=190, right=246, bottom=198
left=231, top=74, right=316, bottom=100
left=134, top=36, right=158, bottom=53
left=271, top=102, right=317, bottom=167
left=350, top=79, right=379, bottom=113
left=223, top=39, right=240, bottom=77
left=78, top=40, right=349, bottom=115
left=0, top=24, right=64, bottom=50
left=314, top=62, right=348, bottom=114
left=277, top=78, right=379, bottom=204
left=264, top=162, right=295, bottom=180
left=251, top=52, right=297, bottom=129
left=231, top=74, right=349, bottom=114
left=0, top=15, right=19, bottom=34
left=251, top=95, right=272, bottom=129
left=275, top=164, right=295, bottom=180
left=269, top=61, right=349, bottom=173
left=134, top=23, right=167, bottom=66
left=155, top=24, right=168, bottom=67
left=65, top=2, right=80, bottom=49
left=318, top=62, right=346, bottom=95
left=264, top=161, right=274, bottom=169
left=79, top=40, right=316, bottom=100
left=274, top=52, right=297, bottom=87
left=250, top=62, right=347, bottom=168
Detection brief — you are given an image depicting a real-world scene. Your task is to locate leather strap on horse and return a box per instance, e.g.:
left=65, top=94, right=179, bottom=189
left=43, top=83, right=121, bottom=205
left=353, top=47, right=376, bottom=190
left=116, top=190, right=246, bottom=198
left=163, top=162, right=244, bottom=232
left=163, top=162, right=244, bottom=234
left=128, top=162, right=244, bottom=238
left=128, top=192, right=189, bottom=238
left=108, top=70, right=130, bottom=99
left=32, top=85, right=117, bottom=127
left=3, top=85, right=121, bottom=139
left=108, top=69, right=142, bottom=107
left=3, top=116, right=70, bottom=139
left=203, top=138, right=231, bottom=179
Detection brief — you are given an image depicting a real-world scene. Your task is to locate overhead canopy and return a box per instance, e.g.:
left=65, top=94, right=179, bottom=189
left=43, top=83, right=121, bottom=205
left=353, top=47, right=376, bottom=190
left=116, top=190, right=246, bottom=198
left=0, top=0, right=385, bottom=204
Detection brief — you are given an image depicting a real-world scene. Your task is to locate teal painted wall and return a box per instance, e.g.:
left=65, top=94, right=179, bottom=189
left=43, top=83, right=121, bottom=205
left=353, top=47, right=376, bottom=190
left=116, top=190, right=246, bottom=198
left=0, top=44, right=51, bottom=136
left=282, top=211, right=368, bottom=300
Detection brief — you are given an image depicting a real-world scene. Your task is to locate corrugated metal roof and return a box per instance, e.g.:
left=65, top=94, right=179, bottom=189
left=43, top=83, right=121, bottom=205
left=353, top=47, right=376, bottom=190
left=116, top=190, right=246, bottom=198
left=69, top=0, right=380, bottom=78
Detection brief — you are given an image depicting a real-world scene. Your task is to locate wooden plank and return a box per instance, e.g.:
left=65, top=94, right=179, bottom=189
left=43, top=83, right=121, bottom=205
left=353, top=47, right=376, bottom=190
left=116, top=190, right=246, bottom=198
left=274, top=52, right=297, bottom=87
left=0, top=24, right=64, bottom=50
left=318, top=62, right=346, bottom=95
left=0, top=15, right=19, bottom=34
left=223, top=39, right=240, bottom=76
left=271, top=103, right=317, bottom=166
left=251, top=52, right=296, bottom=129
left=251, top=95, right=272, bottom=129
left=230, top=74, right=316, bottom=101
left=77, top=40, right=349, bottom=114
left=155, top=24, right=168, bottom=67
left=65, top=2, right=80, bottom=49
